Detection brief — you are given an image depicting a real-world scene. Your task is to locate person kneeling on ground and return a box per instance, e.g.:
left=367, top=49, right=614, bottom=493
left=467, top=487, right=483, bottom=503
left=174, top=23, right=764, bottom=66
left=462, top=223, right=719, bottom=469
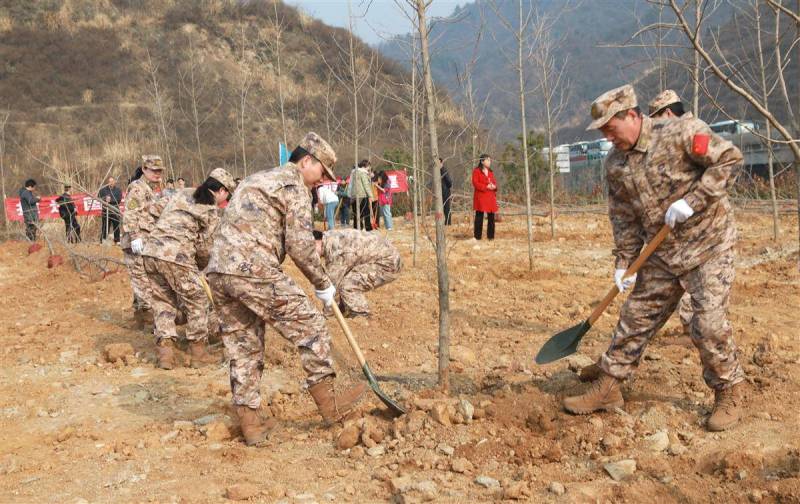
left=142, top=168, right=236, bottom=370
left=313, top=228, right=402, bottom=318
left=205, top=132, right=366, bottom=446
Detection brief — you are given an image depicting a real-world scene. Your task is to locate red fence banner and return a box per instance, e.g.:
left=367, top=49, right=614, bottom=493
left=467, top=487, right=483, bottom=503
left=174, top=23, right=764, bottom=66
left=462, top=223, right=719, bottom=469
left=4, top=193, right=122, bottom=222
left=385, top=170, right=408, bottom=193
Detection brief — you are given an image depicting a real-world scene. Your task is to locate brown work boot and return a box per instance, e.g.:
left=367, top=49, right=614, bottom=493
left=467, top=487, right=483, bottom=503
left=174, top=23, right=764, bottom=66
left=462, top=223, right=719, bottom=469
left=707, top=383, right=744, bottom=432
left=235, top=405, right=279, bottom=446
left=563, top=373, right=624, bottom=415
left=189, top=341, right=218, bottom=368
left=578, top=362, right=602, bottom=383
left=156, top=340, right=176, bottom=370
left=308, top=377, right=368, bottom=425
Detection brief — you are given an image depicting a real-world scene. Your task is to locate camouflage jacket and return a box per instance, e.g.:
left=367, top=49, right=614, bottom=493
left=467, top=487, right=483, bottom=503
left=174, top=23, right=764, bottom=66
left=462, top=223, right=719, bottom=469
left=605, top=115, right=741, bottom=275
left=142, top=189, right=221, bottom=270
left=206, top=163, right=331, bottom=290
left=121, top=178, right=162, bottom=249
left=321, top=229, right=402, bottom=285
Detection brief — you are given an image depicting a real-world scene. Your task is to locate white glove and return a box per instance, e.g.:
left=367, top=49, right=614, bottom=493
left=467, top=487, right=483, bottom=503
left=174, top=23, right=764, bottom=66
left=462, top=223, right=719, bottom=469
left=315, top=284, right=337, bottom=307
left=131, top=238, right=144, bottom=255
left=614, top=269, right=637, bottom=293
left=665, top=199, right=694, bottom=228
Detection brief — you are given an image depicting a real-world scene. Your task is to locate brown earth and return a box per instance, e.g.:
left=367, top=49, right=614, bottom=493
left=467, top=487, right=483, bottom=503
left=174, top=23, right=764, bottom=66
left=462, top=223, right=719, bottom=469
left=0, top=211, right=798, bottom=503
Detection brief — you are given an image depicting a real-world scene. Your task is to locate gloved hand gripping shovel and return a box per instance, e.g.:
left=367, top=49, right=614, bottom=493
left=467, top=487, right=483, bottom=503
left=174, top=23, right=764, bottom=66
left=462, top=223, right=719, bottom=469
left=331, top=302, right=406, bottom=416
left=535, top=224, right=671, bottom=365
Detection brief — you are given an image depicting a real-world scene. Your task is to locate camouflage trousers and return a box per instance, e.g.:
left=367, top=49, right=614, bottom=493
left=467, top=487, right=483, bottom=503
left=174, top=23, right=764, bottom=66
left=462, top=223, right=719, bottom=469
left=207, top=272, right=334, bottom=409
left=124, top=251, right=152, bottom=311
left=143, top=257, right=211, bottom=344
left=600, top=248, right=744, bottom=390
left=677, top=292, right=692, bottom=333
left=328, top=255, right=402, bottom=315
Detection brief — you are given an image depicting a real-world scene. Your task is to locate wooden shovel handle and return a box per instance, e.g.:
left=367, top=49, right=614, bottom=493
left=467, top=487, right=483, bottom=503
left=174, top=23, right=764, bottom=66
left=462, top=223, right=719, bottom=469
left=331, top=302, right=368, bottom=368
left=587, top=224, right=671, bottom=325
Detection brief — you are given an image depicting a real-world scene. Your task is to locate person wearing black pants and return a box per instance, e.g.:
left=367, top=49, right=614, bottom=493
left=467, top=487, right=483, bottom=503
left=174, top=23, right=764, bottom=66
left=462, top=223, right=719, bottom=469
left=471, top=154, right=498, bottom=240
left=439, top=158, right=453, bottom=226
left=56, top=184, right=82, bottom=243
left=98, top=176, right=122, bottom=243
left=473, top=211, right=495, bottom=240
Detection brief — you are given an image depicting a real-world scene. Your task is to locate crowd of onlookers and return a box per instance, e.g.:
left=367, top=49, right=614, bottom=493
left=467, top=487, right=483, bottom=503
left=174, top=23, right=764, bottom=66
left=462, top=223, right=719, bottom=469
left=16, top=152, right=501, bottom=243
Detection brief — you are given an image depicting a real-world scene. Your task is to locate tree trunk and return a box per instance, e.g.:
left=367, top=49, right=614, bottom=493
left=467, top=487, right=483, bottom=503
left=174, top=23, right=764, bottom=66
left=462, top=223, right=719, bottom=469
left=693, top=0, right=701, bottom=116
left=416, top=0, right=451, bottom=392
left=754, top=3, right=779, bottom=240
left=348, top=0, right=359, bottom=165
left=517, top=0, right=535, bottom=268
left=411, top=38, right=419, bottom=266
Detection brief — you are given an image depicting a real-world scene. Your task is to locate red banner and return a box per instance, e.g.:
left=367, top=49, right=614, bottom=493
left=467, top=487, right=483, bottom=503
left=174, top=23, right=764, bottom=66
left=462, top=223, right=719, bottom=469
left=4, top=193, right=121, bottom=222
left=385, top=170, right=408, bottom=193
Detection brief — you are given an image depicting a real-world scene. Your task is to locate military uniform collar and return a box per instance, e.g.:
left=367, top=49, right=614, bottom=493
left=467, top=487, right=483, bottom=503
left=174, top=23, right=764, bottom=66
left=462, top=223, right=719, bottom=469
left=633, top=116, right=653, bottom=153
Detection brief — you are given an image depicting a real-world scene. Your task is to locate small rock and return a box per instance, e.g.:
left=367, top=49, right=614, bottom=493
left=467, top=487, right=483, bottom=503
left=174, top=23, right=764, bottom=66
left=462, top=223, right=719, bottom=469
left=56, top=427, right=75, bottom=443
left=337, top=424, right=361, bottom=450
left=566, top=354, right=594, bottom=372
left=226, top=483, right=259, bottom=500
left=475, top=475, right=500, bottom=488
left=748, top=489, right=764, bottom=502
left=437, top=443, right=455, bottom=456
left=194, top=414, right=223, bottom=426
left=173, top=421, right=194, bottom=431
left=450, top=345, right=477, bottom=366
left=367, top=445, right=385, bottom=457
left=668, top=443, right=687, bottom=456
left=645, top=431, right=670, bottom=452
left=458, top=399, right=474, bottom=422
left=602, top=434, right=622, bottom=451
left=549, top=481, right=566, bottom=496
left=160, top=430, right=179, bottom=443
left=349, top=446, right=365, bottom=459
left=390, top=476, right=414, bottom=493
left=430, top=403, right=451, bottom=426
left=504, top=481, right=530, bottom=500
left=451, top=458, right=473, bottom=474
left=604, top=459, right=637, bottom=481
left=202, top=421, right=231, bottom=442
left=104, top=343, right=134, bottom=363
left=415, top=480, right=437, bottom=495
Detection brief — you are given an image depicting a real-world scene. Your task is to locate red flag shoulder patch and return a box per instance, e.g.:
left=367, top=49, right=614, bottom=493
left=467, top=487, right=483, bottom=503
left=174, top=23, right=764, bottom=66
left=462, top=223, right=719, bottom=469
left=692, top=134, right=710, bottom=156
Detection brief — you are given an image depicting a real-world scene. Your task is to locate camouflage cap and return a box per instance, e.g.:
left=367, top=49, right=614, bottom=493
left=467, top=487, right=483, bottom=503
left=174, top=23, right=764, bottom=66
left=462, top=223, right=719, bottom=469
left=648, top=89, right=681, bottom=117
left=208, top=167, right=237, bottom=192
left=142, top=155, right=164, bottom=170
left=586, top=84, right=638, bottom=130
left=299, top=132, right=337, bottom=181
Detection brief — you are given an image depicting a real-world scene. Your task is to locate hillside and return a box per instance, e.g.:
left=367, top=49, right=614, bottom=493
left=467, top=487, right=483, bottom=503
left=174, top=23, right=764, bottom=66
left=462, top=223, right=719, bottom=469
left=380, top=0, right=798, bottom=145
left=0, top=0, right=466, bottom=195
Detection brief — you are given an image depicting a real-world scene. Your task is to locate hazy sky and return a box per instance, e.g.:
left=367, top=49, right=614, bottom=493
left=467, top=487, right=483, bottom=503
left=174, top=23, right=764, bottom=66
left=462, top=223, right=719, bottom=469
left=285, top=0, right=465, bottom=45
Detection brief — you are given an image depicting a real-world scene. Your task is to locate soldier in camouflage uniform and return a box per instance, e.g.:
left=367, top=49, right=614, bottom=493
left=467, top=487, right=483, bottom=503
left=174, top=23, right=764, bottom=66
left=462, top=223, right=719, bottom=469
left=142, top=168, right=236, bottom=370
left=563, top=85, right=746, bottom=431
left=313, top=228, right=401, bottom=318
left=206, top=132, right=366, bottom=446
left=121, top=156, right=164, bottom=329
left=649, top=89, right=694, bottom=335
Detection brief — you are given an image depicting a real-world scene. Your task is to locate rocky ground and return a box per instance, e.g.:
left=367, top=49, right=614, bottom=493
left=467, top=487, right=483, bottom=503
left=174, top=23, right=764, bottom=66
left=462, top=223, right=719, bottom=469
left=0, top=210, right=798, bottom=503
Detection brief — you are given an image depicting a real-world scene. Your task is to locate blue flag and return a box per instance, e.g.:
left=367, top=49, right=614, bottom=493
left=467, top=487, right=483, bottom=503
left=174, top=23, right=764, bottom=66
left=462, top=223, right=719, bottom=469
left=279, top=143, right=289, bottom=165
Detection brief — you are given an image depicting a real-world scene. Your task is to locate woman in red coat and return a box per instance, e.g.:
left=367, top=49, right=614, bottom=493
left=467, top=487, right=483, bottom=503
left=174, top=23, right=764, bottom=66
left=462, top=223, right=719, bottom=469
left=472, top=153, right=498, bottom=240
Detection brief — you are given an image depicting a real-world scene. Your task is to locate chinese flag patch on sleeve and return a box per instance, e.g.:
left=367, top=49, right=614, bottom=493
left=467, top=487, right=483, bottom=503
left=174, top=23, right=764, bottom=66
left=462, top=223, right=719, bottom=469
left=692, top=134, right=710, bottom=156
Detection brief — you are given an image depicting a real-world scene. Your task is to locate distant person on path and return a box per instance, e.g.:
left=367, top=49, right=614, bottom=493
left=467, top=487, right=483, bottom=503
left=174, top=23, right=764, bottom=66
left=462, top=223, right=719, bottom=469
left=19, top=179, right=40, bottom=241
left=336, top=177, right=350, bottom=226
left=472, top=154, right=498, bottom=240
left=162, top=178, right=177, bottom=199
left=348, top=160, right=374, bottom=231
left=56, top=183, right=81, bottom=243
left=375, top=171, right=393, bottom=231
left=314, top=229, right=401, bottom=318
left=439, top=158, right=453, bottom=225
left=122, top=156, right=165, bottom=329
left=98, top=176, right=123, bottom=244
left=316, top=176, right=339, bottom=230
left=176, top=177, right=186, bottom=190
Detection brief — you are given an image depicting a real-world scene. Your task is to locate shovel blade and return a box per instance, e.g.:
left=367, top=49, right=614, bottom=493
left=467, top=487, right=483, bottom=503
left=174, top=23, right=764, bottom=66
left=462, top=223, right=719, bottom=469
left=535, top=320, right=592, bottom=365
left=362, top=363, right=406, bottom=416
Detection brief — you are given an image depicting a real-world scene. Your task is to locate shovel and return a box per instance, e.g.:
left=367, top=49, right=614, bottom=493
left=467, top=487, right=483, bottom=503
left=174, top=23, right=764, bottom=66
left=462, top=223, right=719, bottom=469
left=330, top=302, right=406, bottom=416
left=535, top=224, right=671, bottom=365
